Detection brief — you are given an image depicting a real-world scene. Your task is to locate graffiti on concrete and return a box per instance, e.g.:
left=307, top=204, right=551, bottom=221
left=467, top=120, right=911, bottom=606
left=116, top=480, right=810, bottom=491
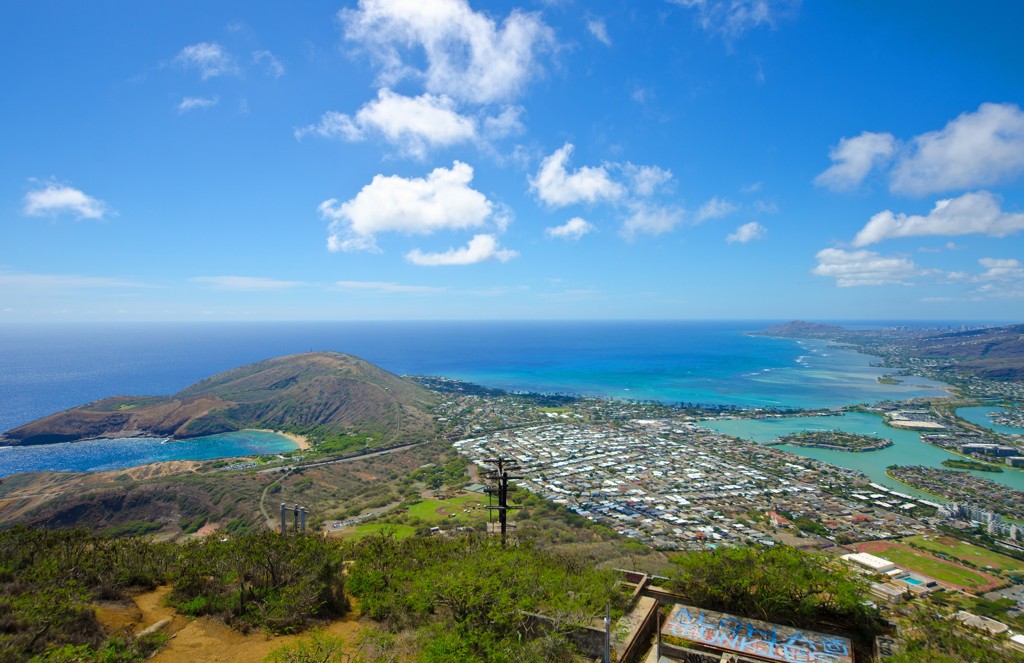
left=662, top=604, right=853, bottom=663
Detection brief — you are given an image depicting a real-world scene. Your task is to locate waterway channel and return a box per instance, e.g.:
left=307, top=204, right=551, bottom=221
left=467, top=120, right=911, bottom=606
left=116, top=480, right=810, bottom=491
left=701, top=411, right=1024, bottom=501
left=956, top=406, right=1024, bottom=438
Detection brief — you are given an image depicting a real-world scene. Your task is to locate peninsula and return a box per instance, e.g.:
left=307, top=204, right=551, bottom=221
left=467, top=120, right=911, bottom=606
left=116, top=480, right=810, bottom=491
left=0, top=352, right=438, bottom=448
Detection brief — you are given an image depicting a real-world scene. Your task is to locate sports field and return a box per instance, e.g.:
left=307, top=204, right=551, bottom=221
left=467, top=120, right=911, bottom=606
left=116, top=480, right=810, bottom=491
left=403, top=493, right=486, bottom=523
left=856, top=540, right=1001, bottom=592
left=902, top=535, right=1024, bottom=573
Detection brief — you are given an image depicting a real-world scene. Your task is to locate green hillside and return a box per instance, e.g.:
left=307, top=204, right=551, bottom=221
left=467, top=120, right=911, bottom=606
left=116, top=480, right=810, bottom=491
left=0, top=352, right=439, bottom=447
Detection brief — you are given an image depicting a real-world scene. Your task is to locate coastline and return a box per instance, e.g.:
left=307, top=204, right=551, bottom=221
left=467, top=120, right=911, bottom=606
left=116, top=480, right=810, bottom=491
left=251, top=429, right=311, bottom=451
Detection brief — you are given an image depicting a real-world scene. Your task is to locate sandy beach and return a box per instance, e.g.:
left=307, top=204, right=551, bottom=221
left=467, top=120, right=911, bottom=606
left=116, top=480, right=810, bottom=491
left=252, top=429, right=311, bottom=450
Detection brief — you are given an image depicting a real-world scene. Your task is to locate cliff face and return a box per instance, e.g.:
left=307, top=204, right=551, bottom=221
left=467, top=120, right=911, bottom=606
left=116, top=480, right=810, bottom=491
left=1, top=352, right=440, bottom=446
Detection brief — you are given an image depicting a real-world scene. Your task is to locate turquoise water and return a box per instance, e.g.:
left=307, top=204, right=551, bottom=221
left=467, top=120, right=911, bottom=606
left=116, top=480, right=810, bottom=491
left=0, top=322, right=953, bottom=433
left=0, top=430, right=297, bottom=478
left=0, top=321, right=955, bottom=479
left=956, top=406, right=1024, bottom=437
left=902, top=577, right=923, bottom=586
left=702, top=412, right=1024, bottom=498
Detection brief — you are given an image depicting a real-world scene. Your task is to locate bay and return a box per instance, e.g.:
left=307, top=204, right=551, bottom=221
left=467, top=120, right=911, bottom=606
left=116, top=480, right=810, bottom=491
left=0, top=430, right=297, bottom=479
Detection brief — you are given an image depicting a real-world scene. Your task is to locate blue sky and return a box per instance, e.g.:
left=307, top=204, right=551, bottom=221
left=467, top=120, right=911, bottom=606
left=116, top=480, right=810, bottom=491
left=2, top=0, right=1023, bottom=322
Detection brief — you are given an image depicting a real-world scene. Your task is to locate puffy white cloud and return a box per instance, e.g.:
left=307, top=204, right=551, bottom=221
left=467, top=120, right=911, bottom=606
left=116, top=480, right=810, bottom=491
left=890, top=103, right=1024, bottom=195
left=190, top=276, right=303, bottom=291
left=531, top=143, right=626, bottom=207
left=853, top=191, right=1024, bottom=247
left=296, top=90, right=521, bottom=158
left=174, top=42, right=238, bottom=79
left=320, top=161, right=496, bottom=252
left=340, top=0, right=554, bottom=104
left=296, top=89, right=476, bottom=159
left=405, top=234, right=517, bottom=266
left=813, top=131, right=896, bottom=191
left=177, top=96, right=219, bottom=113
left=335, top=280, right=446, bottom=293
left=621, top=203, right=684, bottom=238
left=726, top=221, right=766, bottom=244
left=252, top=50, right=285, bottom=77
left=695, top=196, right=739, bottom=222
left=811, top=248, right=920, bottom=287
left=587, top=18, right=612, bottom=45
left=669, top=0, right=796, bottom=40
left=545, top=217, right=595, bottom=240
left=23, top=182, right=112, bottom=220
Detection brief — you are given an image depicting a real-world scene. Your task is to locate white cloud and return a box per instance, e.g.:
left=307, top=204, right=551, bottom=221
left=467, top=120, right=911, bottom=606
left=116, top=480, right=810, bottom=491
left=977, top=257, right=1024, bottom=281
left=190, top=276, right=303, bottom=291
left=964, top=258, right=1024, bottom=298
left=335, top=280, right=446, bottom=293
left=726, top=221, right=766, bottom=244
left=320, top=161, right=496, bottom=252
left=252, top=50, right=285, bottom=77
left=296, top=89, right=476, bottom=159
left=294, top=111, right=363, bottom=142
left=669, top=0, right=797, bottom=40
left=23, top=182, right=113, bottom=220
left=814, top=131, right=896, bottom=191
left=296, top=89, right=520, bottom=158
left=405, top=234, right=517, bottom=266
left=177, top=96, right=219, bottom=113
left=811, top=248, right=919, bottom=287
left=621, top=203, right=684, bottom=238
left=890, top=103, right=1024, bottom=195
left=482, top=106, right=525, bottom=139
left=626, top=164, right=673, bottom=196
left=340, top=0, right=555, bottom=104
left=545, top=217, right=595, bottom=240
left=0, top=271, right=147, bottom=289
left=531, top=143, right=626, bottom=207
left=174, top=42, right=238, bottom=80
left=695, top=196, right=739, bottom=222
left=587, top=18, right=612, bottom=45
left=852, top=191, right=1024, bottom=247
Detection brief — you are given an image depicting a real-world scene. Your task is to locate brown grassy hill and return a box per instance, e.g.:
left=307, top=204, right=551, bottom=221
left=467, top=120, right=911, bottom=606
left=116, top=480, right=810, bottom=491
left=1, top=352, right=440, bottom=446
left=911, top=324, right=1024, bottom=380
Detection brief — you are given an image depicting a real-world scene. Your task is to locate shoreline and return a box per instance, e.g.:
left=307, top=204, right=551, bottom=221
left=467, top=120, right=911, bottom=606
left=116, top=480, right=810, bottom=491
left=250, top=429, right=311, bottom=451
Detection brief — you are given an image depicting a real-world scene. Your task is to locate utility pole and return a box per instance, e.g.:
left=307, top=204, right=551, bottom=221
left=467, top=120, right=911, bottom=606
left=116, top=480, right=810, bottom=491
left=604, top=600, right=611, bottom=663
left=484, top=458, right=521, bottom=546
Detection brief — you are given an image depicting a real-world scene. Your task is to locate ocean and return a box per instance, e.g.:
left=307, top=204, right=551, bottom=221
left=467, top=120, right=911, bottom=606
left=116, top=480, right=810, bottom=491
left=0, top=321, right=954, bottom=478
left=0, top=320, right=950, bottom=434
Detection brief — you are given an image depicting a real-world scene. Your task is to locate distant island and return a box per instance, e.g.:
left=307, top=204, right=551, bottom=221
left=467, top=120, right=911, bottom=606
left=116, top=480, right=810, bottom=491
left=0, top=352, right=438, bottom=448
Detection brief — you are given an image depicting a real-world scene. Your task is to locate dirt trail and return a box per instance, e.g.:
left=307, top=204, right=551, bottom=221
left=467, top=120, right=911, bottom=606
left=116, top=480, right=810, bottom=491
left=96, top=586, right=362, bottom=663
